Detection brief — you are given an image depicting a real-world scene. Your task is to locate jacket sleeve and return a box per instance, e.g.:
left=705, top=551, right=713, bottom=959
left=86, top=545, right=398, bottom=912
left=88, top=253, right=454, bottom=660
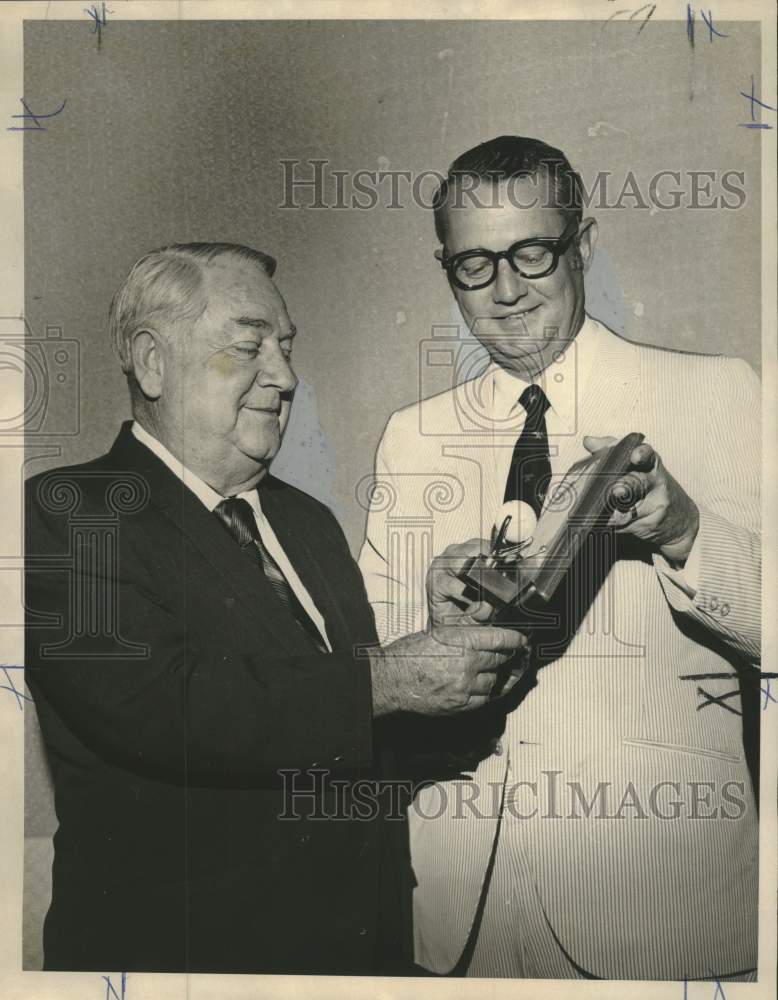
left=24, top=488, right=375, bottom=787
left=653, top=357, right=761, bottom=662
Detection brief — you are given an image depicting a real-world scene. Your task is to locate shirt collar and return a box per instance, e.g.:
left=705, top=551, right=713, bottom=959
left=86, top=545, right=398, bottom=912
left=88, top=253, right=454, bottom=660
left=483, top=314, right=602, bottom=433
left=131, top=421, right=262, bottom=515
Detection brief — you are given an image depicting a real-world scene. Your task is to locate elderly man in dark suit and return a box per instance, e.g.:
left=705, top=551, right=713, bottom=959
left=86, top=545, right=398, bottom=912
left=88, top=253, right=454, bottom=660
left=24, top=241, right=525, bottom=975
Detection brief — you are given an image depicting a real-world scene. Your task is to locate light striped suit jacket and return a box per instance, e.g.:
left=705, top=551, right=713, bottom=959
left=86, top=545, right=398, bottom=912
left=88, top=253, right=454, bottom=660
left=358, top=319, right=761, bottom=980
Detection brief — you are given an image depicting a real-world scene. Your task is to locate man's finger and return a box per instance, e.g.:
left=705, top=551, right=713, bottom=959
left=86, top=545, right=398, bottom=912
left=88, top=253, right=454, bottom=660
left=500, top=673, right=522, bottom=695
left=437, top=625, right=528, bottom=655
left=609, top=472, right=649, bottom=510
left=471, top=672, right=497, bottom=697
left=430, top=574, right=470, bottom=605
left=583, top=434, right=617, bottom=454
left=452, top=602, right=495, bottom=625
left=629, top=443, right=657, bottom=471
left=437, top=602, right=495, bottom=627
left=433, top=538, right=488, bottom=570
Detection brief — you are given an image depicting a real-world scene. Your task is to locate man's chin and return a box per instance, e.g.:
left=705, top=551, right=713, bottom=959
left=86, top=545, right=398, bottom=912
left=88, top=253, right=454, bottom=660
left=230, top=425, right=280, bottom=467
left=487, top=337, right=548, bottom=375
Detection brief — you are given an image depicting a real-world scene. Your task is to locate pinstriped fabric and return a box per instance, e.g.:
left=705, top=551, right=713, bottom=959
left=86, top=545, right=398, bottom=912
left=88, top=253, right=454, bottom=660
left=358, top=318, right=761, bottom=980
left=411, top=756, right=508, bottom=972
left=467, top=803, right=589, bottom=979
left=652, top=354, right=761, bottom=661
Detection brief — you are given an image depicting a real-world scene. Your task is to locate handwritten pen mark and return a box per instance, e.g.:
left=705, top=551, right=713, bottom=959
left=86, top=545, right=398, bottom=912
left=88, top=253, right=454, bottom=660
left=695, top=686, right=741, bottom=716
left=681, top=669, right=777, bottom=680
left=602, top=2, right=656, bottom=34
left=679, top=671, right=738, bottom=681
left=1, top=667, right=32, bottom=710
left=762, top=680, right=777, bottom=712
left=700, top=10, right=727, bottom=42
left=686, top=4, right=695, bottom=48
left=711, top=974, right=727, bottom=999
left=85, top=3, right=112, bottom=50
left=7, top=97, right=67, bottom=132
left=636, top=4, right=656, bottom=34
left=683, top=974, right=728, bottom=999
left=102, top=972, right=127, bottom=1000
left=738, top=75, right=776, bottom=130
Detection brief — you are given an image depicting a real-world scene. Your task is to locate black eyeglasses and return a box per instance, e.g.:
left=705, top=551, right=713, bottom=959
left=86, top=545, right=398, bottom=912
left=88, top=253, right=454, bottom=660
left=438, top=217, right=582, bottom=291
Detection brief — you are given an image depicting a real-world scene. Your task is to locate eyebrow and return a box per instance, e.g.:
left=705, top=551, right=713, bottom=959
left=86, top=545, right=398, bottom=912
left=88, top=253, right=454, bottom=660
left=231, top=317, right=297, bottom=337
left=232, top=316, right=271, bottom=330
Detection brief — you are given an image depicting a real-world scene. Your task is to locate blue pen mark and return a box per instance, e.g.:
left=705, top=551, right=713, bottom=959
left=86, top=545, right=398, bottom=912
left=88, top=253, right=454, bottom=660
left=711, top=975, right=727, bottom=999
left=85, top=2, right=112, bottom=49
left=688, top=6, right=728, bottom=45
left=7, top=97, right=67, bottom=132
left=102, top=972, right=127, bottom=1000
left=0, top=667, right=32, bottom=710
left=738, top=75, right=775, bottom=130
left=686, top=4, right=695, bottom=47
left=683, top=975, right=728, bottom=998
left=762, top=679, right=777, bottom=711
left=700, top=10, right=727, bottom=41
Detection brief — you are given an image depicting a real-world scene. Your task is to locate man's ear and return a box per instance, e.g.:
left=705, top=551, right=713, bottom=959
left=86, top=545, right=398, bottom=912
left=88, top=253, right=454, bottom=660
left=577, top=218, right=598, bottom=272
left=130, top=329, right=164, bottom=400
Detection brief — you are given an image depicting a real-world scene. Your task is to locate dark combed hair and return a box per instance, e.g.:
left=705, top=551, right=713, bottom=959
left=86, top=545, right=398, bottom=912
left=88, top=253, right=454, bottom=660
left=432, top=135, right=583, bottom=244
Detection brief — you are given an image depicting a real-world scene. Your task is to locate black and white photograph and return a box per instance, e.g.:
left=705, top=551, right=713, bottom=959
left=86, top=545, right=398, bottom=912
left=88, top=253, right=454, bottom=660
left=0, top=2, right=775, bottom=998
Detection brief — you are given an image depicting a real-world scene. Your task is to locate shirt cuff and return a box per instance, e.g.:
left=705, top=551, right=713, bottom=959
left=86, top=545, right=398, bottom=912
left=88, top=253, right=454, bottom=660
left=653, top=527, right=702, bottom=600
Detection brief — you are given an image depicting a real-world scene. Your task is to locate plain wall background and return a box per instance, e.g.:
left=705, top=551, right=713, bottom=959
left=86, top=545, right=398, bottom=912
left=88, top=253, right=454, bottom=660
left=23, top=18, right=761, bottom=968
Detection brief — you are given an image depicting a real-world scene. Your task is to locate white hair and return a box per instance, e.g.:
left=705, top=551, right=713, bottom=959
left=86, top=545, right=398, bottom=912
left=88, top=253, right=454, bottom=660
left=108, top=242, right=277, bottom=400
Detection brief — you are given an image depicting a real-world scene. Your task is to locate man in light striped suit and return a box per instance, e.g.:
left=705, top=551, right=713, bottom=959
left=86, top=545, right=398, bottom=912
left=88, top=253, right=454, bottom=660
left=358, top=136, right=761, bottom=980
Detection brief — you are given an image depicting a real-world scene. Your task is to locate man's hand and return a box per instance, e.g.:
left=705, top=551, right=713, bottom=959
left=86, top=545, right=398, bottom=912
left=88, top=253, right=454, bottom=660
left=369, top=623, right=529, bottom=717
left=426, top=538, right=496, bottom=627
left=583, top=436, right=700, bottom=568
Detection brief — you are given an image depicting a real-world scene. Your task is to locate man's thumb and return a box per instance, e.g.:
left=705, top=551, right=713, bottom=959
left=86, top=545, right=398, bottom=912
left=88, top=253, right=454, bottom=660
left=583, top=434, right=617, bottom=455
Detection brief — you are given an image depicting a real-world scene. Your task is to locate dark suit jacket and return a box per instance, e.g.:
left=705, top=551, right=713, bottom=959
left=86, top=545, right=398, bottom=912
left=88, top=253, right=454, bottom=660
left=24, top=423, right=411, bottom=975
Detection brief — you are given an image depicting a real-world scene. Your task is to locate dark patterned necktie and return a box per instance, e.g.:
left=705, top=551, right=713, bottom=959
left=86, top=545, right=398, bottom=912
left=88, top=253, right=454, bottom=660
left=503, top=384, right=552, bottom=518
left=213, top=496, right=327, bottom=652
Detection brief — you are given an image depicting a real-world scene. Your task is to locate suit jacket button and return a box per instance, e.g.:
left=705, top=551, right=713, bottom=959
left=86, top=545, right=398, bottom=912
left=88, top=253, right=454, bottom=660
left=333, top=754, right=344, bottom=763
left=709, top=597, right=719, bottom=611
left=720, top=602, right=730, bottom=616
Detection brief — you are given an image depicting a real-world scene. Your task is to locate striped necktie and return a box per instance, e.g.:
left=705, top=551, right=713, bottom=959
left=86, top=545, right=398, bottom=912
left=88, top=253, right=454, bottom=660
left=503, top=384, right=552, bottom=518
left=213, top=496, right=327, bottom=653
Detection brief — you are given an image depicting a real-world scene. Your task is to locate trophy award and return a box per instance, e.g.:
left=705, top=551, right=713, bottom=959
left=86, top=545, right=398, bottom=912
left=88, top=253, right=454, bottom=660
left=458, top=432, right=645, bottom=630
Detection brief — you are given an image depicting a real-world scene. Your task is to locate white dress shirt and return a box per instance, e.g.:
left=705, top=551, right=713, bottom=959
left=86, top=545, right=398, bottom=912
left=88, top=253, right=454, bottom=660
left=131, top=421, right=332, bottom=651
left=474, top=318, right=700, bottom=593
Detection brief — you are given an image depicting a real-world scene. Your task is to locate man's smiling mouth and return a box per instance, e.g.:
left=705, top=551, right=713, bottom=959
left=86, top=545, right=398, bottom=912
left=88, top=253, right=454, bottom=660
left=494, top=304, right=540, bottom=321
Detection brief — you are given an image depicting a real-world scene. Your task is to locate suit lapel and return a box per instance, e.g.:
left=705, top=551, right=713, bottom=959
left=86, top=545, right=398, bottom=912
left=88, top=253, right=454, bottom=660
left=107, top=424, right=319, bottom=656
left=552, top=322, right=644, bottom=479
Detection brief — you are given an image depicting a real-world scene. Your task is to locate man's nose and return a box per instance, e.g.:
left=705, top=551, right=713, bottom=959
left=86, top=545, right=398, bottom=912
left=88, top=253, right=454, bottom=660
left=492, top=257, right=529, bottom=304
left=259, top=343, right=298, bottom=394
